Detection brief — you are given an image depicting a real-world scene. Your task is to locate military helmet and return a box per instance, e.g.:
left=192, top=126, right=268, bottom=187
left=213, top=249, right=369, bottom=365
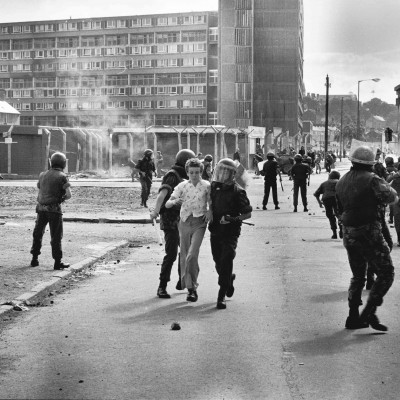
left=348, top=146, right=375, bottom=165
left=143, top=149, right=153, bottom=157
left=175, top=149, right=196, bottom=167
left=204, top=154, right=213, bottom=162
left=266, top=151, right=275, bottom=158
left=329, top=171, right=341, bottom=180
left=50, top=152, right=67, bottom=169
left=212, top=158, right=237, bottom=185
left=385, top=156, right=394, bottom=165
left=294, top=154, right=303, bottom=162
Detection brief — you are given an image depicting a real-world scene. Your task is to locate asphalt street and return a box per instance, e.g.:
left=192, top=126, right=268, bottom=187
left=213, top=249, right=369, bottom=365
left=1, top=160, right=400, bottom=400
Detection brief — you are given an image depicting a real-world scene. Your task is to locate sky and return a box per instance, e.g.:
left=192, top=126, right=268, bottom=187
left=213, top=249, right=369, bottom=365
left=1, top=0, right=399, bottom=104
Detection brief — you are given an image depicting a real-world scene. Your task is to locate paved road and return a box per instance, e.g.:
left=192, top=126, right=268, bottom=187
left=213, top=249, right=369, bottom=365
left=1, top=160, right=400, bottom=399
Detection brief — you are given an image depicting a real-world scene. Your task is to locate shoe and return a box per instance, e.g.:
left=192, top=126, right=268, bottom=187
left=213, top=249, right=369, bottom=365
left=345, top=317, right=369, bottom=329
left=293, top=207, right=297, bottom=213
left=157, top=287, right=171, bottom=299
left=331, top=233, right=338, bottom=239
left=226, top=274, right=236, bottom=298
left=303, top=207, right=308, bottom=212
left=54, top=261, right=70, bottom=270
left=275, top=205, right=280, bottom=210
left=186, top=289, right=198, bottom=302
left=30, top=257, right=39, bottom=267
left=176, top=280, right=183, bottom=290
left=217, top=288, right=226, bottom=309
left=262, top=205, right=267, bottom=210
left=367, top=314, right=388, bottom=332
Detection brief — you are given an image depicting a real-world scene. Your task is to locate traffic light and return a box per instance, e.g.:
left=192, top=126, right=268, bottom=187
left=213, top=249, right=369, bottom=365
left=385, top=127, right=393, bottom=142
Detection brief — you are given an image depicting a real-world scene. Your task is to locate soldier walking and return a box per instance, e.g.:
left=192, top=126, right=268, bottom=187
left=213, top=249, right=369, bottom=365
left=336, top=145, right=398, bottom=331
left=136, top=149, right=156, bottom=208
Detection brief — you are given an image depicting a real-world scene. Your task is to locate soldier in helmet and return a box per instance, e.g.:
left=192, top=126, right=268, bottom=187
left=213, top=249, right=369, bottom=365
left=260, top=151, right=281, bottom=210
left=209, top=158, right=252, bottom=309
left=290, top=154, right=311, bottom=212
left=201, top=154, right=213, bottom=181
left=30, top=152, right=71, bottom=270
left=136, top=149, right=156, bottom=207
left=150, top=149, right=196, bottom=299
left=336, top=145, right=398, bottom=331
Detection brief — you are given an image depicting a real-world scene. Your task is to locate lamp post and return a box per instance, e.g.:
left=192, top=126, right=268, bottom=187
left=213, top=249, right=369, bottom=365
left=356, top=78, right=380, bottom=137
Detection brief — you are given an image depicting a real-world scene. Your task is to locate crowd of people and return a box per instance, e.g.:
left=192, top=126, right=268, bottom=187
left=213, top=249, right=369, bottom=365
left=27, top=143, right=399, bottom=328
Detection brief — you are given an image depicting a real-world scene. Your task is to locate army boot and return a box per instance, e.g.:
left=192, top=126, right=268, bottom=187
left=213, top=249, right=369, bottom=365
left=217, top=287, right=227, bottom=309
left=30, top=256, right=39, bottom=267
left=331, top=230, right=338, bottom=239
left=359, top=304, right=388, bottom=332
left=345, top=306, right=368, bottom=329
left=157, top=284, right=171, bottom=299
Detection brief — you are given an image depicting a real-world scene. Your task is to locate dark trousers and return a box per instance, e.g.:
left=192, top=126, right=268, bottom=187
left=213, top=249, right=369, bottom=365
left=30, top=211, right=63, bottom=261
left=139, top=176, right=152, bottom=204
left=159, top=228, right=181, bottom=286
left=323, top=197, right=341, bottom=230
left=293, top=180, right=307, bottom=207
left=210, top=233, right=238, bottom=290
left=263, top=180, right=279, bottom=206
left=343, top=223, right=394, bottom=308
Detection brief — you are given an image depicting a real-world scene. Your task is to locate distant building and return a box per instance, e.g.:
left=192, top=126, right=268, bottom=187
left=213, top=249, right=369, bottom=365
left=366, top=115, right=386, bottom=131
left=0, top=3, right=303, bottom=136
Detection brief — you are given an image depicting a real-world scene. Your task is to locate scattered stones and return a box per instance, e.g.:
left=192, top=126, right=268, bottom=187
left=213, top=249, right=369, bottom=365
left=171, top=322, right=181, bottom=331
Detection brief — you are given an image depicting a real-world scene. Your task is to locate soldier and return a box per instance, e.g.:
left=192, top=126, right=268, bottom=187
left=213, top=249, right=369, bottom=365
left=136, top=149, right=156, bottom=208
left=314, top=170, right=342, bottom=239
left=260, top=151, right=281, bottom=210
left=150, top=149, right=196, bottom=299
left=30, top=152, right=71, bottom=270
left=290, top=154, right=310, bottom=212
left=209, top=158, right=252, bottom=309
left=336, top=145, right=398, bottom=331
left=201, top=154, right=213, bottom=181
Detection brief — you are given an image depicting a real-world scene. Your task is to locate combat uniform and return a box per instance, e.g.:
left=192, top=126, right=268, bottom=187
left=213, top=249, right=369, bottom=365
left=158, top=165, right=186, bottom=289
left=31, top=166, right=70, bottom=264
left=336, top=165, right=397, bottom=329
left=290, top=159, right=310, bottom=211
left=261, top=158, right=280, bottom=209
left=136, top=155, right=155, bottom=207
left=209, top=179, right=252, bottom=308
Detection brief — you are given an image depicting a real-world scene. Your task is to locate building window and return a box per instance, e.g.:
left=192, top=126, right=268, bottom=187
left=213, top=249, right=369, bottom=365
left=142, top=18, right=152, bottom=26
left=157, top=17, right=168, bottom=26
left=106, top=20, right=116, bottom=29
left=22, top=103, right=31, bottom=110
left=208, top=112, right=218, bottom=125
left=209, top=28, right=218, bottom=42
left=209, top=70, right=218, bottom=84
left=117, top=20, right=127, bottom=28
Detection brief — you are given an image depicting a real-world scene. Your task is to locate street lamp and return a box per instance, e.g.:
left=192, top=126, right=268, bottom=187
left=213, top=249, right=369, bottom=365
left=356, top=78, right=380, bottom=137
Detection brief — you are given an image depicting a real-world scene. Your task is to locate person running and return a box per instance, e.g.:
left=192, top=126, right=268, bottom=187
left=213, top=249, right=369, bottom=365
left=150, top=149, right=196, bottom=299
left=336, top=145, right=398, bottom=331
left=209, top=158, right=252, bottom=309
left=165, top=158, right=212, bottom=302
left=314, top=170, right=342, bottom=239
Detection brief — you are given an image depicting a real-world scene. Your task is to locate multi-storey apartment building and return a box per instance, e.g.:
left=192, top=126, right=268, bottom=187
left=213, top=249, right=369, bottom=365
left=0, top=2, right=303, bottom=135
left=0, top=12, right=218, bottom=128
left=219, top=0, right=304, bottom=136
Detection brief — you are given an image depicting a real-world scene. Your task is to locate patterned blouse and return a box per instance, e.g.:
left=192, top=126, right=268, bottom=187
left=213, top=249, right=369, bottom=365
left=171, top=179, right=211, bottom=222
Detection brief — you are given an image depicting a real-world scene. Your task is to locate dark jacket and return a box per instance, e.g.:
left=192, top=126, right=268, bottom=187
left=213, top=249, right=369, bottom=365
left=314, top=179, right=338, bottom=201
left=336, top=168, right=397, bottom=227
left=209, top=182, right=252, bottom=237
left=136, top=157, right=155, bottom=180
left=261, top=159, right=279, bottom=182
left=290, top=162, right=310, bottom=182
left=159, top=165, right=187, bottom=230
